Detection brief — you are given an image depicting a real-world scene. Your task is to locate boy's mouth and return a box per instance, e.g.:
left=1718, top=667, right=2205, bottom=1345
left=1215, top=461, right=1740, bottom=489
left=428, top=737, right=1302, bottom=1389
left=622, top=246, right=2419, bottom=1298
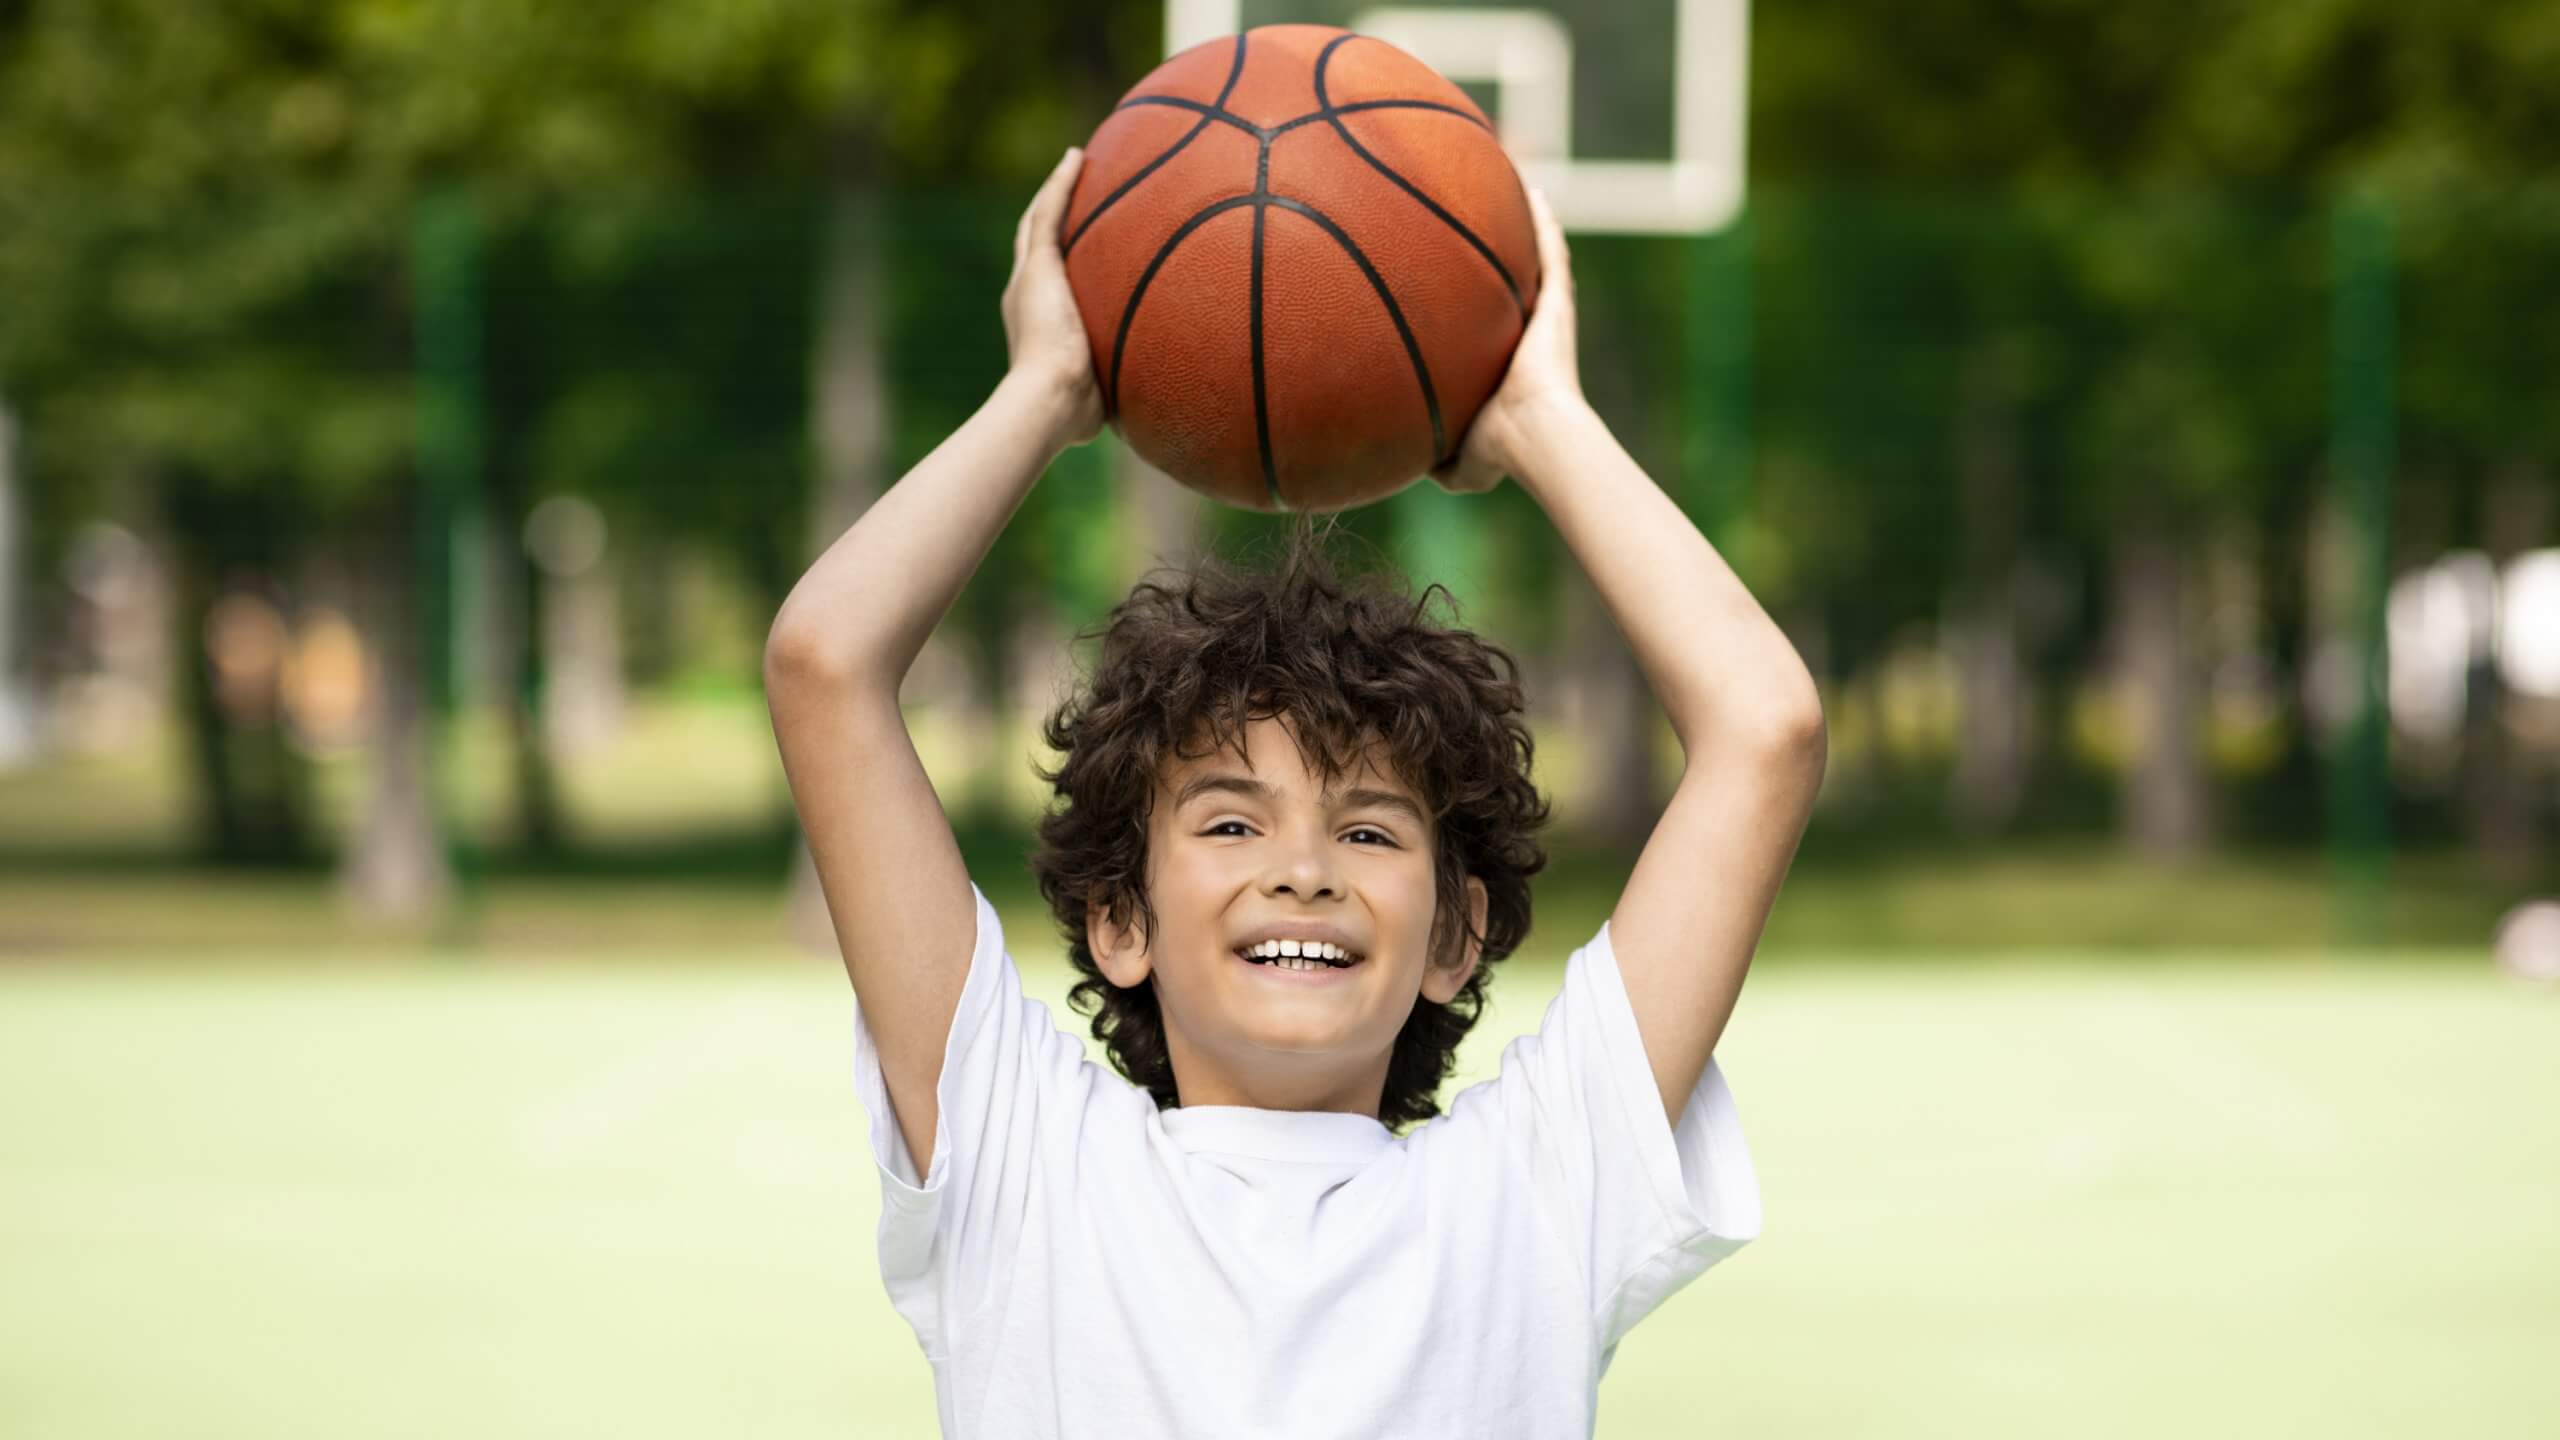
left=1234, top=940, right=1364, bottom=974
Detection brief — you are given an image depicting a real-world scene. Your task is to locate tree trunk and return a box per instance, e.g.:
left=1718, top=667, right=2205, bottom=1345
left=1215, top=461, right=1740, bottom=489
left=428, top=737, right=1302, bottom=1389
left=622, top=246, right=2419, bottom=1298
left=340, top=499, right=452, bottom=924
left=540, top=549, right=623, bottom=757
left=808, top=183, right=891, bottom=560
left=2251, top=488, right=2323, bottom=842
left=508, top=554, right=565, bottom=851
left=167, top=474, right=314, bottom=863
left=1946, top=345, right=2028, bottom=832
left=483, top=472, right=565, bottom=855
left=1115, top=437, right=1211, bottom=581
left=1560, top=568, right=1659, bottom=848
left=0, top=401, right=38, bottom=764
left=2462, top=461, right=2551, bottom=880
left=2113, top=524, right=2208, bottom=857
left=789, top=161, right=894, bottom=956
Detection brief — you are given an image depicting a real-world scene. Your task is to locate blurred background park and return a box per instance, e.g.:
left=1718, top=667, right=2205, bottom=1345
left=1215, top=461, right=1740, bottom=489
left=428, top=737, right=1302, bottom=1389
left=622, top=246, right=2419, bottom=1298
left=1, top=0, right=2554, bottom=1435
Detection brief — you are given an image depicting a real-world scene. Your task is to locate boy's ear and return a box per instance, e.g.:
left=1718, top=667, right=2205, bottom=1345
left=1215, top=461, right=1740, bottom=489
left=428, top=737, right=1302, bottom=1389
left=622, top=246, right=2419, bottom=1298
left=1420, top=876, right=1491, bottom=1005
left=1086, top=898, right=1155, bottom=986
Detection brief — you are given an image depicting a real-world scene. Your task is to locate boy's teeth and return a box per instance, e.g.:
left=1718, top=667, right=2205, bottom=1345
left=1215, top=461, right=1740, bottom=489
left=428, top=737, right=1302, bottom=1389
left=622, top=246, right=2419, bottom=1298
left=1276, top=943, right=1326, bottom=959
left=1241, top=939, right=1354, bottom=966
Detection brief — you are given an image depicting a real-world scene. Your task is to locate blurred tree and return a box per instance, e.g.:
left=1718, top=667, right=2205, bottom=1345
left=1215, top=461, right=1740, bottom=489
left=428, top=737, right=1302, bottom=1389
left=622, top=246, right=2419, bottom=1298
left=0, top=0, right=1154, bottom=911
left=1564, top=233, right=1693, bottom=847
left=0, top=4, right=419, bottom=871
left=1747, top=190, right=2074, bottom=827
left=2167, top=2, right=2560, bottom=864
left=1751, top=0, right=2556, bottom=857
left=1754, top=1, right=2230, bottom=849
left=2048, top=193, right=2324, bottom=856
left=7, top=0, right=2550, bottom=893
left=2400, top=192, right=2560, bottom=875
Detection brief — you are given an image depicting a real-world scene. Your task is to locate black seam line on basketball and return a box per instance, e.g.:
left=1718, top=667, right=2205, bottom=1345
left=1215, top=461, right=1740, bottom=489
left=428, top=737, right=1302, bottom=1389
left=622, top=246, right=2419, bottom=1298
left=1109, top=95, right=1488, bottom=143
left=1265, top=195, right=1447, bottom=467
left=1113, top=95, right=1265, bottom=139
left=1250, top=196, right=1279, bottom=509
left=1311, top=33, right=1525, bottom=316
left=1105, top=194, right=1259, bottom=419
left=1251, top=132, right=1279, bottom=507
left=1269, top=99, right=1490, bottom=137
left=1066, top=36, right=1248, bottom=259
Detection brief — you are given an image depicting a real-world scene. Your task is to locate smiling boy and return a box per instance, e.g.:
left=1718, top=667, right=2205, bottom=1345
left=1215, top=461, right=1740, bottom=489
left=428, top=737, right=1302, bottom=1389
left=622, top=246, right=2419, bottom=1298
left=764, top=148, right=1826, bottom=1438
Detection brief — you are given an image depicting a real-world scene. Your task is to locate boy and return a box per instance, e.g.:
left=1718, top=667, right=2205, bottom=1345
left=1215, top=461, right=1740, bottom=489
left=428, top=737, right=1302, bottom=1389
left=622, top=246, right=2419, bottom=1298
left=765, top=147, right=1826, bottom=1437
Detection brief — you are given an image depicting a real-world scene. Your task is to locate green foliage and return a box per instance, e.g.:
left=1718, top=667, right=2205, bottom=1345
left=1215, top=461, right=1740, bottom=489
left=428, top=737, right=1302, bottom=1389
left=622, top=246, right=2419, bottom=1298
left=2, top=0, right=2554, bottom=866
left=481, top=190, right=822, bottom=603
left=1753, top=0, right=2560, bottom=185
left=0, top=0, right=1157, bottom=529
left=2399, top=185, right=2560, bottom=471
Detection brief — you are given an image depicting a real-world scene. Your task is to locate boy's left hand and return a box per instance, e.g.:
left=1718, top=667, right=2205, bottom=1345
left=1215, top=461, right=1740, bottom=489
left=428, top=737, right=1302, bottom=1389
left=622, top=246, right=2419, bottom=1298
left=1002, top=147, right=1106, bottom=447
left=1430, top=186, right=1583, bottom=495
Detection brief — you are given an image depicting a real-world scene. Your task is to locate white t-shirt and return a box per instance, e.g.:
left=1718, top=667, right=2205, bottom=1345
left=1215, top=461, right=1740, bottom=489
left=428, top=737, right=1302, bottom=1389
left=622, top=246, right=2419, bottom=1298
left=850, top=882, right=1759, bottom=1439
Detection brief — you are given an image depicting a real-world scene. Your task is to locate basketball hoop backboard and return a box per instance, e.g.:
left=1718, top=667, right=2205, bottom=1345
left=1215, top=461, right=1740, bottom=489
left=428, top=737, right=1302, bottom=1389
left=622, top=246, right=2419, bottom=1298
left=1161, top=0, right=1747, bottom=233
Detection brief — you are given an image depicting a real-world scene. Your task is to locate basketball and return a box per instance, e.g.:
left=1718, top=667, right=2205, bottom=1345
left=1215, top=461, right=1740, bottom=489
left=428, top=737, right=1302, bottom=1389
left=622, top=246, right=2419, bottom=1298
left=1061, top=24, right=1540, bottom=513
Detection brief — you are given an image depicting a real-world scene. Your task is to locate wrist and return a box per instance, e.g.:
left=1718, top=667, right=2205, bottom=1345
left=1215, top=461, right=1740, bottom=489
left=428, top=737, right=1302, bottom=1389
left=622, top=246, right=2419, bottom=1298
left=1500, top=392, right=1601, bottom=493
left=996, top=365, right=1088, bottom=452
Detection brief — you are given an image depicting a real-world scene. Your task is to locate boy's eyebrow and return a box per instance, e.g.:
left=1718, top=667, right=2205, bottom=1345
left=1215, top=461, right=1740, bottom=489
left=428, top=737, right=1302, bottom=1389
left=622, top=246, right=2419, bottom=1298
left=1173, top=773, right=1427, bottom=827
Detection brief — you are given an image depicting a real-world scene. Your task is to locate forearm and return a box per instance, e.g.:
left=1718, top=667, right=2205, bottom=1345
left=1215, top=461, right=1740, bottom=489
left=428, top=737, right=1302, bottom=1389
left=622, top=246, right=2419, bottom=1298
left=767, top=369, right=1083, bottom=687
left=1508, top=397, right=1821, bottom=753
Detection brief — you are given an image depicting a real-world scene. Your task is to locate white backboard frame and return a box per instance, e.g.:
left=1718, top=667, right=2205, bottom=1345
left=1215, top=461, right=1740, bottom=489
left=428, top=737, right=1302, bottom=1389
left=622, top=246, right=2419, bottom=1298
left=1162, top=0, right=1747, bottom=233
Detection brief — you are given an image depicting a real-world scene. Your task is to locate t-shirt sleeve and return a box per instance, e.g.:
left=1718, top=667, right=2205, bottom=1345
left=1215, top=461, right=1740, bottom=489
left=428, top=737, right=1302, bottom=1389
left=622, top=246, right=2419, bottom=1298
left=1470, top=915, right=1762, bottom=1355
left=848, top=881, right=1096, bottom=1356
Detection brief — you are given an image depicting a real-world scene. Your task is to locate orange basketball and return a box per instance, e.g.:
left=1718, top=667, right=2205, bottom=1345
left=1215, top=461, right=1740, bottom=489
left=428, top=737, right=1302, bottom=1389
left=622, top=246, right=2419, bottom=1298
left=1062, top=24, right=1540, bottom=513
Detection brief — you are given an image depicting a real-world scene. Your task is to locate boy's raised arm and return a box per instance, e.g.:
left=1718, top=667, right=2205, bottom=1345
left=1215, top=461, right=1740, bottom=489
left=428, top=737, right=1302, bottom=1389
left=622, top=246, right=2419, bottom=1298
left=764, top=148, right=1101, bottom=1172
left=1434, top=189, right=1827, bottom=1132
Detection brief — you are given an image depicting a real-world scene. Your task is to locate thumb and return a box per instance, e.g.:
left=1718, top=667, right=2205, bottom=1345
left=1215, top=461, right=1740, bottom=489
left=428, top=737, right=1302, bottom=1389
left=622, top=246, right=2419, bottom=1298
left=1430, top=449, right=1501, bottom=495
left=1017, top=146, right=1084, bottom=266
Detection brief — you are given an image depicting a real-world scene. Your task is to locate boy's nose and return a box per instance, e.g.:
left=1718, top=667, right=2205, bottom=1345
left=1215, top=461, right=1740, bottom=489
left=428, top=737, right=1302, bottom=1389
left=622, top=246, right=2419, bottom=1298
left=1262, top=843, right=1340, bottom=900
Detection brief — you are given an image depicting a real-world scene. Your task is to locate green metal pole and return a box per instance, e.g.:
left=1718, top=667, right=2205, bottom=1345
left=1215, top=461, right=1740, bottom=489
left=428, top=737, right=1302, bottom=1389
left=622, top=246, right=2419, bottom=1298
left=415, top=187, right=486, bottom=945
left=1044, top=432, right=1121, bottom=634
left=1684, top=211, right=1753, bottom=548
left=2328, top=192, right=2395, bottom=948
left=1389, top=477, right=1484, bottom=620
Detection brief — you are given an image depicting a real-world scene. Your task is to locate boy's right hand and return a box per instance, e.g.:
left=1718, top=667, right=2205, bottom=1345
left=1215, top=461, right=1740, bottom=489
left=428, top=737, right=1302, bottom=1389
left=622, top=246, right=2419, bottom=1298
left=1002, top=147, right=1106, bottom=447
left=1430, top=186, right=1584, bottom=495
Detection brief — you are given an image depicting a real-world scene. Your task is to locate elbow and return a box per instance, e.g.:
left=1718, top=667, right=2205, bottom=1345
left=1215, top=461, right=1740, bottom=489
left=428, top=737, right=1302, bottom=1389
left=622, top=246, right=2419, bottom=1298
left=1673, top=658, right=1827, bottom=793
left=762, top=613, right=816, bottom=689
left=1771, top=691, right=1832, bottom=778
left=1781, top=698, right=1829, bottom=785
left=1738, top=675, right=1829, bottom=782
left=1678, top=688, right=1827, bottom=787
left=762, top=610, right=863, bottom=695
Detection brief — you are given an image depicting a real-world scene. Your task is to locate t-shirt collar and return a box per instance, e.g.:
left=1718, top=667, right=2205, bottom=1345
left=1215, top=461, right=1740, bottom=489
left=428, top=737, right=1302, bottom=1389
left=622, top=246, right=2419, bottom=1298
left=1159, top=1104, right=1395, bottom=1163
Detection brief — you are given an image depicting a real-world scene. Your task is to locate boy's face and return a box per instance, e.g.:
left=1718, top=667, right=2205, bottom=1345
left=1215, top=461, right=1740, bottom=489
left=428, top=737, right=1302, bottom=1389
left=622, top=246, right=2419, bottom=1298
left=1087, top=713, right=1488, bottom=1117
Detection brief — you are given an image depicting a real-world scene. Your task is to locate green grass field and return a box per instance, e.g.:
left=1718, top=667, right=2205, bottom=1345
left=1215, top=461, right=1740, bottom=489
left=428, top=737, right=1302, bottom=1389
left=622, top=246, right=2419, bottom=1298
left=4, top=926, right=2554, bottom=1438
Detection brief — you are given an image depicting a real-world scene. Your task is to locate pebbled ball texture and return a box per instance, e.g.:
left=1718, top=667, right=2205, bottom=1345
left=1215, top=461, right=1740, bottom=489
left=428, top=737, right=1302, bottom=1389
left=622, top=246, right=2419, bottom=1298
left=1062, top=24, right=1539, bottom=513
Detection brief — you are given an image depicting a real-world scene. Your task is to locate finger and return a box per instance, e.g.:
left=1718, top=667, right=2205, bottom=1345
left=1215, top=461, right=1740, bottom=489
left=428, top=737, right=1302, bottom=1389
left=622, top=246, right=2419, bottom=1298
left=1031, top=147, right=1084, bottom=256
left=1528, top=187, right=1572, bottom=295
left=1014, top=148, right=1075, bottom=267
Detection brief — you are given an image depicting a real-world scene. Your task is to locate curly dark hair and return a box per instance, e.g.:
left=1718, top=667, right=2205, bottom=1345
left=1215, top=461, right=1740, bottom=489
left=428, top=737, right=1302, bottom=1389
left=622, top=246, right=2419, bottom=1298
left=1028, top=515, right=1550, bottom=1132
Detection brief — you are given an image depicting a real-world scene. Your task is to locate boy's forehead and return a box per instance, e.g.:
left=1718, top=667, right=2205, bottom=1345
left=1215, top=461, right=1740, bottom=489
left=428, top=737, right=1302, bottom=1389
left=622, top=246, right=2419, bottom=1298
left=1159, top=721, right=1416, bottom=802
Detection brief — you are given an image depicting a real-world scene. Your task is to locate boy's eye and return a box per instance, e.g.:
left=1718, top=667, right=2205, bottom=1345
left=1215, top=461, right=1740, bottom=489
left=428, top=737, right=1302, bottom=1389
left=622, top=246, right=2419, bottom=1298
left=1203, top=821, right=1395, bottom=846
